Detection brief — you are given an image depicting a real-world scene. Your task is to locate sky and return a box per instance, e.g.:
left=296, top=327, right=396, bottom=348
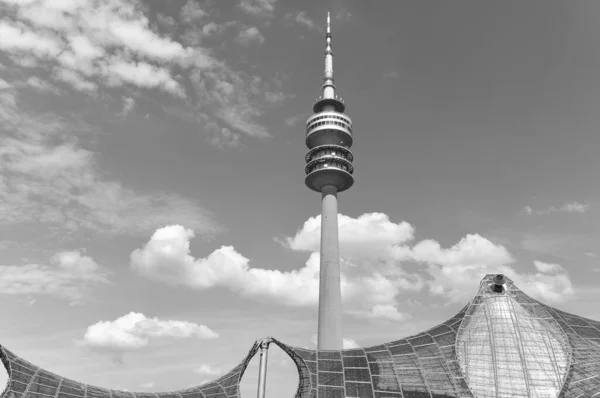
left=0, top=0, right=599, bottom=396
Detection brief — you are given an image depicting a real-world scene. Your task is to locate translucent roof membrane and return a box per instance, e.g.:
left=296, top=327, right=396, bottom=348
left=456, top=287, right=570, bottom=397
left=2, top=275, right=600, bottom=398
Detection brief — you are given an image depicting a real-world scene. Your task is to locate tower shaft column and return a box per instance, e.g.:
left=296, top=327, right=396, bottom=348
left=317, top=184, right=343, bottom=350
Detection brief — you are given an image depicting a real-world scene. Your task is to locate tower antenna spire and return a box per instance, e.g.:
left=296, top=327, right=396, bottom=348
left=323, top=10, right=335, bottom=99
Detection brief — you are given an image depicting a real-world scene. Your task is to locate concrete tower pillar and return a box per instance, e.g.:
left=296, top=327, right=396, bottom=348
left=318, top=185, right=343, bottom=350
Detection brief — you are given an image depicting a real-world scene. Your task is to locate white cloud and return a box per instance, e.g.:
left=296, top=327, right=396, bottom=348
left=188, top=68, right=273, bottom=139
left=103, top=60, right=185, bottom=98
left=236, top=26, right=265, bottom=46
left=0, top=78, right=11, bottom=89
left=130, top=225, right=320, bottom=306
left=0, top=21, right=63, bottom=57
left=409, top=234, right=513, bottom=269
left=0, top=251, right=110, bottom=305
left=523, top=201, right=590, bottom=215
left=0, top=0, right=206, bottom=96
left=239, top=0, right=278, bottom=17
left=180, top=0, right=207, bottom=23
left=140, top=382, right=154, bottom=389
left=120, top=96, right=135, bottom=116
left=309, top=334, right=359, bottom=349
left=78, top=312, right=219, bottom=353
left=157, top=13, right=177, bottom=32
left=24, top=76, right=60, bottom=93
left=206, top=126, right=242, bottom=149
left=285, top=11, right=318, bottom=31
left=405, top=236, right=573, bottom=304
left=54, top=67, right=98, bottom=93
left=343, top=338, right=359, bottom=349
left=131, top=218, right=417, bottom=320
left=194, top=364, right=223, bottom=376
left=131, top=212, right=576, bottom=320
left=511, top=262, right=574, bottom=303
left=562, top=202, right=590, bottom=213
left=348, top=304, right=409, bottom=322
left=533, top=260, right=563, bottom=274
left=285, top=212, right=414, bottom=261
left=0, top=96, right=219, bottom=237
left=287, top=213, right=573, bottom=306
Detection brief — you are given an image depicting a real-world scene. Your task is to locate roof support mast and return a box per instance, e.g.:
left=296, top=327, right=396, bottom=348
left=256, top=338, right=271, bottom=398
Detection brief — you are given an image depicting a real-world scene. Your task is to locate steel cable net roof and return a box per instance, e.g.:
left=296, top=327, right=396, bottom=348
left=0, top=341, right=260, bottom=398
left=2, top=275, right=599, bottom=398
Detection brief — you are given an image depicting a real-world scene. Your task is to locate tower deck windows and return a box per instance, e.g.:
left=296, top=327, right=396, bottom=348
left=306, top=122, right=352, bottom=136
left=306, top=118, right=352, bottom=132
left=305, top=144, right=353, bottom=164
left=306, top=113, right=352, bottom=128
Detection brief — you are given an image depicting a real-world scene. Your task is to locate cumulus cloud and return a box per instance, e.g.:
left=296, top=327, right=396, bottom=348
left=23, top=76, right=60, bottom=93
left=120, top=96, right=135, bottom=116
left=508, top=261, right=574, bottom=303
left=235, top=27, right=265, bottom=46
left=0, top=251, right=110, bottom=305
left=533, top=260, right=563, bottom=274
left=0, top=22, right=62, bottom=57
left=406, top=237, right=573, bottom=304
left=343, top=338, right=359, bottom=349
left=130, top=225, right=320, bottom=306
left=0, top=78, right=11, bottom=90
left=180, top=0, right=208, bottom=24
left=285, top=213, right=414, bottom=261
left=523, top=201, right=590, bottom=215
left=284, top=11, right=318, bottom=31
left=194, top=364, right=223, bottom=376
left=78, top=312, right=218, bottom=357
left=131, top=217, right=417, bottom=320
left=285, top=212, right=573, bottom=305
left=130, top=212, right=575, bottom=320
left=407, top=234, right=515, bottom=303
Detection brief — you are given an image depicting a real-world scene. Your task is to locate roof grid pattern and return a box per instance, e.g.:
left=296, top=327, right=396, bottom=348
left=2, top=275, right=599, bottom=398
left=0, top=341, right=259, bottom=398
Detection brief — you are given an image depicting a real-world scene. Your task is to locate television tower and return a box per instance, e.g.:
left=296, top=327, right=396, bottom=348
left=305, top=11, right=354, bottom=351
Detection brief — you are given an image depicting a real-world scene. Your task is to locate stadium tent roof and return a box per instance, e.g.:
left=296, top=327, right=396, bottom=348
left=2, top=275, right=600, bottom=398
left=0, top=342, right=260, bottom=398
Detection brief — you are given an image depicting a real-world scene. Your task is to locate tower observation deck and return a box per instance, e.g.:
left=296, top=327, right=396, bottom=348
left=305, top=12, right=353, bottom=351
